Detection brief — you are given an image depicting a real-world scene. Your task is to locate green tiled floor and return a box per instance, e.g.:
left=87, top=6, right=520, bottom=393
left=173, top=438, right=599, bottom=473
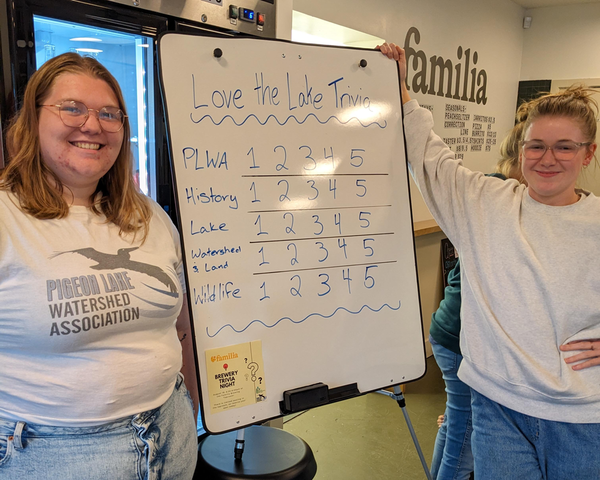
left=284, top=356, right=446, bottom=480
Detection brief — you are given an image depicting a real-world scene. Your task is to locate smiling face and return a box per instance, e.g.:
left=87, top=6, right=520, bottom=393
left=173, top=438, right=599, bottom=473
left=521, top=115, right=597, bottom=206
left=38, top=73, right=124, bottom=205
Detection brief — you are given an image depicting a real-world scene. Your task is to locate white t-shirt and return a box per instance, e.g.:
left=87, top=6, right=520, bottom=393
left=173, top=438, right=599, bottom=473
left=0, top=190, right=185, bottom=426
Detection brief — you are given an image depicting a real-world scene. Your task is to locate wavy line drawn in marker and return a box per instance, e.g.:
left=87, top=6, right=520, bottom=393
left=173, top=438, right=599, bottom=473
left=190, top=112, right=387, bottom=129
left=206, top=301, right=401, bottom=338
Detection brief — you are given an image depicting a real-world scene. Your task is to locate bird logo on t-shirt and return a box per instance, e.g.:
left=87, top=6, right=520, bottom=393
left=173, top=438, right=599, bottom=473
left=50, top=247, right=178, bottom=294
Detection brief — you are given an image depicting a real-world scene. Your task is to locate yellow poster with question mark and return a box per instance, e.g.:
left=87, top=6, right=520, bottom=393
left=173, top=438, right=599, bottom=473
left=205, top=340, right=267, bottom=413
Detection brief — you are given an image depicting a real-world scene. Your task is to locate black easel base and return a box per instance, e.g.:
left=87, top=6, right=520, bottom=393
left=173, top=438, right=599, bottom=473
left=194, top=425, right=317, bottom=480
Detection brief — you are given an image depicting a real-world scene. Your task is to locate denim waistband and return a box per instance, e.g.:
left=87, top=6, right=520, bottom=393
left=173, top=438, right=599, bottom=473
left=0, top=373, right=184, bottom=437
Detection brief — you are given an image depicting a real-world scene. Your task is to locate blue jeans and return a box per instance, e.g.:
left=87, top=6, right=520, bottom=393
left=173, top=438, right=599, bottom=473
left=430, top=337, right=473, bottom=480
left=471, top=389, right=600, bottom=479
left=0, top=374, right=197, bottom=479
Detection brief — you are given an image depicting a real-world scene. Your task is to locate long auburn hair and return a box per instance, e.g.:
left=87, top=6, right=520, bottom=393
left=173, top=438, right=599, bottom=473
left=1, top=52, right=151, bottom=242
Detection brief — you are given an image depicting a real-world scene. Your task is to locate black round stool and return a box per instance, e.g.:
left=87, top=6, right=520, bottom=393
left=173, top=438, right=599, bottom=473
left=195, top=425, right=317, bottom=480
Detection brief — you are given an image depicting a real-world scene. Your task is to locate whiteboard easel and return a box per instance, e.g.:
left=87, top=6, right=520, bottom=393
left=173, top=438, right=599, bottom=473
left=158, top=33, right=425, bottom=433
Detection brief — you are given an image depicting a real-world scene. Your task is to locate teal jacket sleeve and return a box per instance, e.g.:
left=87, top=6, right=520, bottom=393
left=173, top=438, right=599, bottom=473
left=429, top=260, right=462, bottom=355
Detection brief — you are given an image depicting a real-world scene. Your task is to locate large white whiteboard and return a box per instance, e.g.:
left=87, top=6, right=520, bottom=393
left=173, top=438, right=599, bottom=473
left=158, top=33, right=425, bottom=433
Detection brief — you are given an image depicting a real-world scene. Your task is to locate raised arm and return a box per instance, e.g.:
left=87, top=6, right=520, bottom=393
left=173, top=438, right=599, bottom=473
left=375, top=41, right=509, bottom=250
left=376, top=42, right=411, bottom=105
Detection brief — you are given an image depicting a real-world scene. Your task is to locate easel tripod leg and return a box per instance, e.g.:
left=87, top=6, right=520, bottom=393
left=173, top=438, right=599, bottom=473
left=376, top=386, right=433, bottom=480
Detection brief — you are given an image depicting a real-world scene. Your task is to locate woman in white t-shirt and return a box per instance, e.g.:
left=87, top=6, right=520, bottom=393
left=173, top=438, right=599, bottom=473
left=0, top=52, right=198, bottom=479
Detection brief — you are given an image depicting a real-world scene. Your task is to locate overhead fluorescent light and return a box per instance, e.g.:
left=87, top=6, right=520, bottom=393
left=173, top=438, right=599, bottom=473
left=76, top=48, right=103, bottom=53
left=70, top=37, right=102, bottom=42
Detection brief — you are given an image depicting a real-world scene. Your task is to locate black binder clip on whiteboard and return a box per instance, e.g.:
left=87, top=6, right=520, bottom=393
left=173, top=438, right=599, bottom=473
left=377, top=385, right=433, bottom=480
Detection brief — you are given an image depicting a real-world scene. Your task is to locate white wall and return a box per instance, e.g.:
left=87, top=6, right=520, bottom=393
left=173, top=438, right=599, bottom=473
left=521, top=4, right=600, bottom=80
left=276, top=0, right=293, bottom=41
left=293, top=0, right=525, bottom=222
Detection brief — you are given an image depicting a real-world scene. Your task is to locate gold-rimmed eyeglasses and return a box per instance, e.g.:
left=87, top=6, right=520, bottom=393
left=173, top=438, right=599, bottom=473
left=39, top=100, right=127, bottom=133
left=520, top=140, right=592, bottom=161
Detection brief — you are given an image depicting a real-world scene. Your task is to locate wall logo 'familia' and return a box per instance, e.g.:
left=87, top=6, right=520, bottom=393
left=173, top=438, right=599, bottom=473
left=404, top=27, right=488, bottom=105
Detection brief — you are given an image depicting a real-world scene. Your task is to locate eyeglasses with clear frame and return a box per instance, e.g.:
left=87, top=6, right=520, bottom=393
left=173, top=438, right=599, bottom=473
left=39, top=100, right=127, bottom=133
left=520, top=140, right=592, bottom=161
